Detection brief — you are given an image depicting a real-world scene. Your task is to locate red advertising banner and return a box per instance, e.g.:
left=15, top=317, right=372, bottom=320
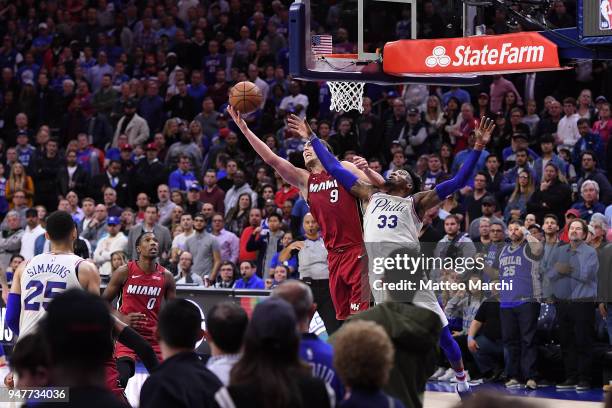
left=383, top=33, right=561, bottom=75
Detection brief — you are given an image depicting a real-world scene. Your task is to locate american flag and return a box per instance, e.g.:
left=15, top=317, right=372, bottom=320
left=311, top=35, right=333, bottom=55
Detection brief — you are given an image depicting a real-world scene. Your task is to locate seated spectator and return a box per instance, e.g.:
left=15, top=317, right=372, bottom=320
left=103, top=187, right=124, bottom=218
left=213, top=261, right=238, bottom=288
left=467, top=285, right=504, bottom=381
left=500, top=148, right=535, bottom=198
left=174, top=251, right=204, bottom=286
left=572, top=119, right=603, bottom=170
left=503, top=170, right=535, bottom=223
left=6, top=162, right=34, bottom=208
left=225, top=192, right=252, bottom=237
left=233, top=260, right=264, bottom=289
left=576, top=151, right=612, bottom=204
left=265, top=265, right=289, bottom=289
left=501, top=132, right=539, bottom=170
left=0, top=211, right=23, bottom=272
left=468, top=197, right=506, bottom=240
left=527, top=163, right=572, bottom=225
left=593, top=101, right=612, bottom=146
left=533, top=134, right=567, bottom=183
left=333, top=320, right=406, bottom=408
left=522, top=99, right=540, bottom=137
left=571, top=180, right=606, bottom=222
left=93, top=215, right=127, bottom=277
left=205, top=302, right=248, bottom=385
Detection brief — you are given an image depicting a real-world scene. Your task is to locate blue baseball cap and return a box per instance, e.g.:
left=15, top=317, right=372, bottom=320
left=188, top=182, right=202, bottom=192
left=107, top=216, right=121, bottom=225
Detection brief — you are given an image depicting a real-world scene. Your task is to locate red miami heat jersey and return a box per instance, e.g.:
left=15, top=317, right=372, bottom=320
left=118, top=261, right=166, bottom=341
left=307, top=171, right=363, bottom=251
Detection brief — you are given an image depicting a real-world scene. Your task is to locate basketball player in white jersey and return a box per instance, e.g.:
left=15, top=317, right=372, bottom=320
left=288, top=114, right=495, bottom=397
left=6, top=211, right=100, bottom=340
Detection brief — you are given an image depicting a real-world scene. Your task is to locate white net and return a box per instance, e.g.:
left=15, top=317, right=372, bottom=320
left=328, top=81, right=365, bottom=113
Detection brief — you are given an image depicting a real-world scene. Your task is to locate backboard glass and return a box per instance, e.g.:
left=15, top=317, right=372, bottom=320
left=289, top=0, right=480, bottom=85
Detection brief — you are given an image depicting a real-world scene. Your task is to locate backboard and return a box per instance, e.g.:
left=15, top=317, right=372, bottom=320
left=577, top=0, right=612, bottom=44
left=289, top=0, right=480, bottom=85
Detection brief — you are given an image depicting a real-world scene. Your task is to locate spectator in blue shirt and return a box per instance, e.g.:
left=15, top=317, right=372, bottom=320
left=233, top=260, right=265, bottom=289
left=572, top=119, right=604, bottom=172
left=187, top=70, right=207, bottom=107
left=168, top=155, right=198, bottom=192
left=442, top=87, right=471, bottom=106
left=138, top=80, right=166, bottom=136
left=546, top=218, right=598, bottom=390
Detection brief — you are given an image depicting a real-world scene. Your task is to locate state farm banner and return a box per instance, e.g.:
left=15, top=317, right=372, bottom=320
left=383, top=33, right=561, bottom=75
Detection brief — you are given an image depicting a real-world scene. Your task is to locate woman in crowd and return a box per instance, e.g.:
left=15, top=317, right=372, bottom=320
left=6, top=162, right=34, bottom=208
left=504, top=170, right=535, bottom=223
left=225, top=193, right=252, bottom=236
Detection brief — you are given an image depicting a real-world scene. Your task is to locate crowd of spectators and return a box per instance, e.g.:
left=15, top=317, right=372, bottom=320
left=0, top=0, right=612, bottom=403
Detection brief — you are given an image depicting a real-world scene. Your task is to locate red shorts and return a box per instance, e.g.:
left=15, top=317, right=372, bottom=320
left=114, top=337, right=162, bottom=362
left=327, top=245, right=370, bottom=320
left=105, top=360, right=128, bottom=403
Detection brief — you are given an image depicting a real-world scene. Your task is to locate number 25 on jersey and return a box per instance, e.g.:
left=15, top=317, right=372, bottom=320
left=24, top=280, right=67, bottom=311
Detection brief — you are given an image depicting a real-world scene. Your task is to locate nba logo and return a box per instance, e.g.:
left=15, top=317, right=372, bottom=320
left=601, top=0, right=612, bottom=30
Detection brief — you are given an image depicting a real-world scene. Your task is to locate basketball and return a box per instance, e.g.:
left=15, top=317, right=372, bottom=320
left=229, top=81, right=263, bottom=114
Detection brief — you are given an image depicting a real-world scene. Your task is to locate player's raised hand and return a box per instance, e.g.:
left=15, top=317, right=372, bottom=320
left=226, top=105, right=247, bottom=131
left=352, top=155, right=369, bottom=172
left=474, top=117, right=495, bottom=148
left=287, top=114, right=313, bottom=140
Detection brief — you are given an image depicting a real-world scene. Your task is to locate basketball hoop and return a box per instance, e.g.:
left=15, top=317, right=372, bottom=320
left=328, top=81, right=365, bottom=113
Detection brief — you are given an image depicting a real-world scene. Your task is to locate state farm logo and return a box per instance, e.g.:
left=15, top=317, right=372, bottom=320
left=425, top=46, right=451, bottom=68
left=425, top=43, right=545, bottom=68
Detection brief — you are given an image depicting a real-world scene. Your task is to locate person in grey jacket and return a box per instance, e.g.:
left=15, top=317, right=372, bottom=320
left=185, top=213, right=221, bottom=281
left=0, top=211, right=24, bottom=272
left=80, top=204, right=108, bottom=253
left=126, top=205, right=172, bottom=263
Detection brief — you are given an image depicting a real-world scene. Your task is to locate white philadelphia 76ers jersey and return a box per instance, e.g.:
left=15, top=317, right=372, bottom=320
left=363, top=192, right=448, bottom=327
left=363, top=193, right=423, bottom=244
left=19, top=252, right=83, bottom=339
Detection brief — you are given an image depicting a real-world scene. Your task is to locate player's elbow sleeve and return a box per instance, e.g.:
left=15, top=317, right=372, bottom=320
left=6, top=293, right=21, bottom=335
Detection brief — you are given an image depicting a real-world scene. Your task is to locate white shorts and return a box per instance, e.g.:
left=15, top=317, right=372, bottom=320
left=413, top=289, right=449, bottom=328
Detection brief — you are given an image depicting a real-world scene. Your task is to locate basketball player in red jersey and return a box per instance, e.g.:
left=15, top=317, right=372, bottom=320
left=227, top=106, right=384, bottom=323
left=103, top=231, right=176, bottom=388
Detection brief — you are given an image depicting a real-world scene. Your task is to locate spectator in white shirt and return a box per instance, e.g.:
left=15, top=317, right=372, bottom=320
left=93, top=216, right=128, bottom=278
left=278, top=80, right=309, bottom=120
left=20, top=208, right=46, bottom=260
left=211, top=213, right=239, bottom=264
left=175, top=251, right=205, bottom=286
left=205, top=302, right=248, bottom=385
left=172, top=213, right=196, bottom=253
left=557, top=97, right=580, bottom=149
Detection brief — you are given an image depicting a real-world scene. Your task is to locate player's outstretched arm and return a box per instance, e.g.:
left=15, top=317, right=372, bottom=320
left=112, top=314, right=159, bottom=372
left=77, top=260, right=101, bottom=295
left=350, top=156, right=385, bottom=187
left=287, top=115, right=375, bottom=200
left=227, top=106, right=309, bottom=190
left=414, top=118, right=495, bottom=217
left=6, top=261, right=25, bottom=335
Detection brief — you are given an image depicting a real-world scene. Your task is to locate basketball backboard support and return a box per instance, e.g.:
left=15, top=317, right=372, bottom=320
left=289, top=0, right=480, bottom=85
